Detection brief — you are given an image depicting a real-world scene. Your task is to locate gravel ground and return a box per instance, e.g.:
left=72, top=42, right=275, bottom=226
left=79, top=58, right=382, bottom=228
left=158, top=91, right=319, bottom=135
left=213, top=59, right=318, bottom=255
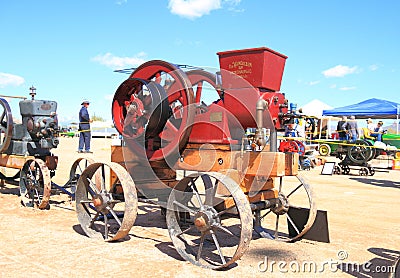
left=0, top=137, right=399, bottom=278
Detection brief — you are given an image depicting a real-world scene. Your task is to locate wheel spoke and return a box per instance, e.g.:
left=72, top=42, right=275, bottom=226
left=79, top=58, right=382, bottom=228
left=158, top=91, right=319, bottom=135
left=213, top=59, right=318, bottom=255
left=173, top=200, right=197, bottom=215
left=214, top=225, right=236, bottom=237
left=107, top=206, right=122, bottom=226
left=89, top=211, right=101, bottom=227
left=176, top=225, right=195, bottom=237
left=210, top=230, right=226, bottom=265
left=86, top=178, right=99, bottom=195
left=274, top=215, right=280, bottom=239
left=101, top=164, right=106, bottom=191
left=196, top=234, right=205, bottom=261
left=81, top=202, right=92, bottom=217
left=214, top=204, right=237, bottom=218
left=287, top=183, right=303, bottom=198
left=190, top=182, right=204, bottom=210
left=260, top=209, right=272, bottom=220
left=287, top=214, right=301, bottom=235
left=104, top=212, right=109, bottom=240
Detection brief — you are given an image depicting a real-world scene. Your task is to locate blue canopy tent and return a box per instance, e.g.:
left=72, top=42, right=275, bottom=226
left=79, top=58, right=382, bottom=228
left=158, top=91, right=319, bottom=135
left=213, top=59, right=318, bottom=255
left=322, top=98, right=400, bottom=133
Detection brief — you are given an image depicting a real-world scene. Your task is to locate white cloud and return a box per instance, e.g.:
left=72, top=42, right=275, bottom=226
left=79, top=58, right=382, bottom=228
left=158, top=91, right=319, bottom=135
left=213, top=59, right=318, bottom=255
left=339, top=86, right=356, bottom=91
left=369, top=64, right=379, bottom=71
left=330, top=84, right=337, bottom=89
left=115, top=0, right=127, bottom=5
left=168, top=0, right=222, bottom=19
left=92, top=52, right=147, bottom=69
left=0, top=72, right=25, bottom=88
left=322, top=65, right=358, bottom=78
left=308, top=80, right=320, bottom=86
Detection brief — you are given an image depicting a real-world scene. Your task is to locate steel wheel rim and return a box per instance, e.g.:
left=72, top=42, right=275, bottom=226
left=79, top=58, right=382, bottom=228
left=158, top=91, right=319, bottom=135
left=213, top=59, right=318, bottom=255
left=19, top=159, right=51, bottom=209
left=259, top=175, right=316, bottom=242
left=166, top=172, right=252, bottom=269
left=75, top=162, right=138, bottom=241
left=0, top=98, right=13, bottom=153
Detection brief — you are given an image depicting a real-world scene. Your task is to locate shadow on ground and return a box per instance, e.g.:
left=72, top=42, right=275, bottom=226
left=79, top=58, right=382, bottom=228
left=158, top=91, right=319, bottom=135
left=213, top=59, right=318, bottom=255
left=349, top=177, right=400, bottom=189
left=338, top=247, right=399, bottom=277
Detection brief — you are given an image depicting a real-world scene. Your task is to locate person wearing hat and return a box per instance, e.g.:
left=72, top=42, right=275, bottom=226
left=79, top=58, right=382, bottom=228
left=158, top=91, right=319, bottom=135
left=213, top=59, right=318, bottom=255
left=366, top=118, right=374, bottom=132
left=78, top=99, right=93, bottom=153
left=347, top=115, right=359, bottom=142
left=371, top=121, right=384, bottom=141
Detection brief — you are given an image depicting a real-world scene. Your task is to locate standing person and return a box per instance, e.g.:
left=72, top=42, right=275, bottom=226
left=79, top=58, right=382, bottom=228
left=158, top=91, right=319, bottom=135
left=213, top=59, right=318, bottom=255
left=78, top=99, right=93, bottom=153
left=347, top=115, right=359, bottom=142
left=337, top=116, right=349, bottom=140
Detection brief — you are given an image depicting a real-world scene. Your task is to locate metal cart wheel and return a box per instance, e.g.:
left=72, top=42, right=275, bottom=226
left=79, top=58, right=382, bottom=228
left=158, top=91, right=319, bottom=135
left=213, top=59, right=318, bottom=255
left=255, top=175, right=316, bottom=242
left=166, top=172, right=252, bottom=269
left=368, top=167, right=375, bottom=176
left=359, top=167, right=369, bottom=176
left=333, top=165, right=342, bottom=175
left=66, top=158, right=97, bottom=195
left=75, top=162, right=138, bottom=241
left=0, top=98, right=13, bottom=153
left=347, top=140, right=373, bottom=165
left=19, top=159, right=51, bottom=209
left=342, top=165, right=350, bottom=175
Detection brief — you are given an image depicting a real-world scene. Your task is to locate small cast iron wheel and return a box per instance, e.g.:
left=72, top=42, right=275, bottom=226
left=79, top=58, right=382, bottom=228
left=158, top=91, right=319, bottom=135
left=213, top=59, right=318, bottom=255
left=166, top=172, right=253, bottom=269
left=333, top=166, right=342, bottom=175
left=368, top=167, right=375, bottom=176
left=112, top=60, right=195, bottom=162
left=75, top=162, right=138, bottom=241
left=346, top=139, right=373, bottom=165
left=19, top=159, right=51, bottom=209
left=256, top=175, right=316, bottom=242
left=0, top=98, right=13, bottom=153
left=342, top=165, right=350, bottom=175
left=359, top=167, right=368, bottom=176
left=318, top=143, right=331, bottom=156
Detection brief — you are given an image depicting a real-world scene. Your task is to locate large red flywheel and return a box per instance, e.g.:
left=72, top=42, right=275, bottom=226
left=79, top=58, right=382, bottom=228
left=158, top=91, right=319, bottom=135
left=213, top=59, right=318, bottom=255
left=112, top=60, right=195, bottom=162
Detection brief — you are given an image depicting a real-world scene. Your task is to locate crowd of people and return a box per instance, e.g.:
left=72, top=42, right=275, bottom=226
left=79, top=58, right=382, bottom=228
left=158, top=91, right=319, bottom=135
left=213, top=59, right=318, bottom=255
left=336, top=116, right=384, bottom=142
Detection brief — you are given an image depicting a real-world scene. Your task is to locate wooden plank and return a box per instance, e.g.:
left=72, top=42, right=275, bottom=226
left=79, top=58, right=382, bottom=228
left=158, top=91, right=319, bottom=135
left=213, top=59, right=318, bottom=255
left=285, top=152, right=299, bottom=176
left=0, top=154, right=35, bottom=169
left=241, top=151, right=286, bottom=177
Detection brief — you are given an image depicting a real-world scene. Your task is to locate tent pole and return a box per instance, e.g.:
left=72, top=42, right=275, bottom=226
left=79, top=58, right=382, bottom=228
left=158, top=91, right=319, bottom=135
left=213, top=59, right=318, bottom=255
left=397, top=105, right=400, bottom=135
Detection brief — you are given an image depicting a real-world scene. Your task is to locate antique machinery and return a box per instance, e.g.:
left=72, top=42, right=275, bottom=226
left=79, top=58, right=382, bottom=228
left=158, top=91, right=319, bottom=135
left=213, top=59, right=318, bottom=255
left=0, top=90, right=96, bottom=208
left=331, top=140, right=377, bottom=176
left=75, top=47, right=317, bottom=269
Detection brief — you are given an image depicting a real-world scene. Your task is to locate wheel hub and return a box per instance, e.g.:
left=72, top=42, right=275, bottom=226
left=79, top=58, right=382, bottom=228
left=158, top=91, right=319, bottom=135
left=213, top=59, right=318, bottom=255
left=92, top=191, right=113, bottom=212
left=194, top=206, right=219, bottom=233
left=271, top=193, right=289, bottom=215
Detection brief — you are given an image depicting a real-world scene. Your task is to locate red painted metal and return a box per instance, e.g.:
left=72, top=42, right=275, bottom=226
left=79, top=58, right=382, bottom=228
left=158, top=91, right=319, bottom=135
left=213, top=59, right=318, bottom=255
left=217, top=47, right=287, bottom=91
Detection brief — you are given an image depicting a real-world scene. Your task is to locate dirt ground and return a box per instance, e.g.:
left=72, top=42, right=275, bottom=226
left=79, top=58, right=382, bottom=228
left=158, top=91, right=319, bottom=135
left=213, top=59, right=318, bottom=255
left=0, top=137, right=399, bottom=278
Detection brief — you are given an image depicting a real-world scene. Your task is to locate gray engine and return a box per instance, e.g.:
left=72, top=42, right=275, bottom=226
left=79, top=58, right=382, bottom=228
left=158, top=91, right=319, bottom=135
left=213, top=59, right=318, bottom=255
left=6, top=98, right=59, bottom=156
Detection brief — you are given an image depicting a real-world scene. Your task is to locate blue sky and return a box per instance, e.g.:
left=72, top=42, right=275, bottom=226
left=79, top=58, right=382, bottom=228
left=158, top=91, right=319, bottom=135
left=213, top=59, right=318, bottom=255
left=1, top=0, right=399, bottom=125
